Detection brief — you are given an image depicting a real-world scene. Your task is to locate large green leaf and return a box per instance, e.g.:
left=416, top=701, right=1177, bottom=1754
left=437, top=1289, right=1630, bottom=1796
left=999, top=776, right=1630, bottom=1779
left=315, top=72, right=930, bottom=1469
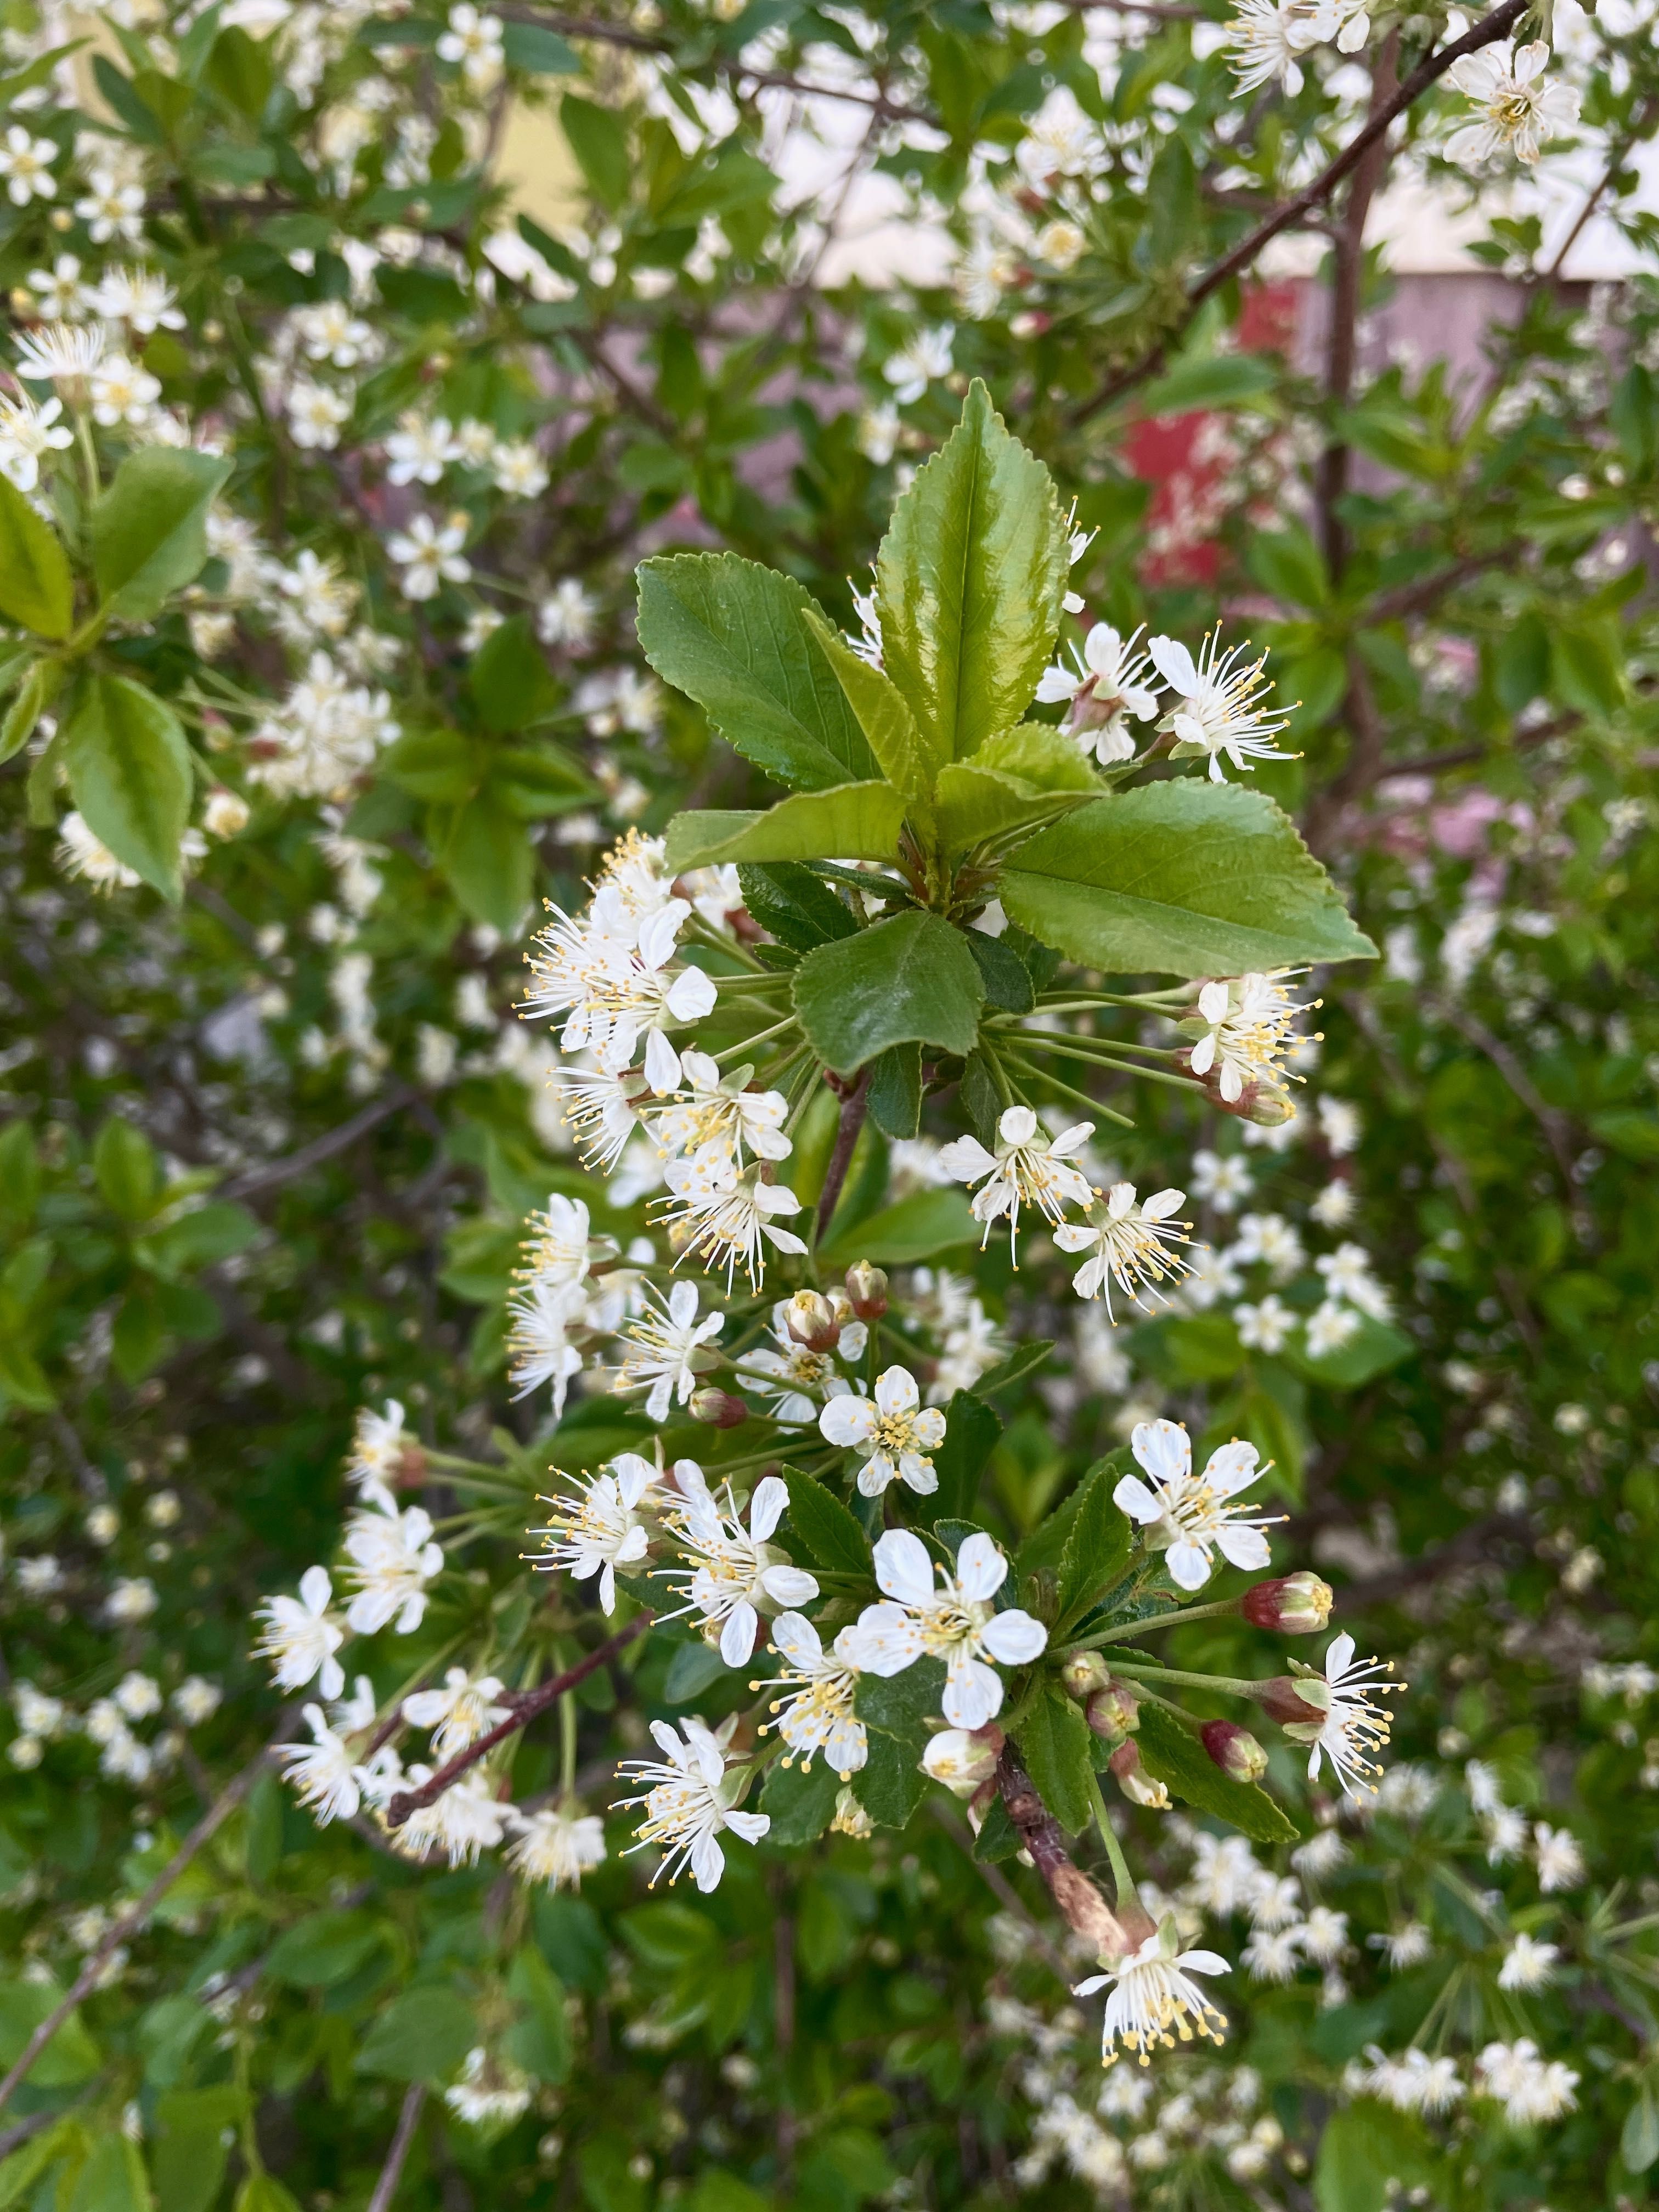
left=635, top=552, right=876, bottom=792
left=779, top=1466, right=872, bottom=1577
left=433, top=794, right=533, bottom=931
left=1313, top=2105, right=1439, bottom=2212
left=759, top=1756, right=840, bottom=1847
left=736, top=862, right=856, bottom=951
left=63, top=675, right=193, bottom=901
left=92, top=448, right=232, bottom=621
left=1134, top=1702, right=1297, bottom=1844
left=1000, top=782, right=1377, bottom=978
left=356, top=1985, right=476, bottom=2081
left=0, top=472, right=72, bottom=638
left=792, top=910, right=984, bottom=1075
left=663, top=783, right=905, bottom=873
left=816, top=1186, right=978, bottom=1268
left=874, top=380, right=1066, bottom=769
left=0, top=1978, right=100, bottom=2087
left=800, top=608, right=933, bottom=798
left=1054, top=1465, right=1133, bottom=1624
left=936, top=727, right=1100, bottom=854
left=1015, top=1691, right=1094, bottom=1836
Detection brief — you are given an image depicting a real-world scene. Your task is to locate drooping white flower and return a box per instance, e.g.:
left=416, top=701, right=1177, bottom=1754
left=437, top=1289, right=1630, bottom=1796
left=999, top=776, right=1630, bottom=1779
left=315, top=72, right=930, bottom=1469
left=1034, top=624, right=1162, bottom=765
left=613, top=1716, right=770, bottom=1892
left=940, top=1106, right=1096, bottom=1260
left=395, top=1769, right=512, bottom=1867
left=57, top=812, right=139, bottom=893
left=1073, top=1919, right=1229, bottom=2067
left=840, top=1530, right=1048, bottom=1731
left=1279, top=1633, right=1403, bottom=1797
left=1446, top=42, right=1578, bottom=167
left=658, top=1147, right=808, bottom=1292
left=549, top=1057, right=649, bottom=1170
left=1182, top=972, right=1310, bottom=1105
left=658, top=1470, right=819, bottom=1668
left=1242, top=1925, right=1305, bottom=1982
left=342, top=1498, right=444, bottom=1634
left=14, top=320, right=105, bottom=389
left=1532, top=1821, right=1585, bottom=1894
left=1368, top=1921, right=1433, bottom=1970
left=616, top=1279, right=724, bottom=1420
left=1147, top=629, right=1294, bottom=781
left=505, top=1273, right=586, bottom=1415
left=255, top=1565, right=346, bottom=1697
left=348, top=1399, right=413, bottom=1495
left=819, top=1365, right=947, bottom=1497
left=1054, top=1182, right=1190, bottom=1316
left=527, top=1450, right=668, bottom=1613
left=87, top=266, right=184, bottom=335
left=1114, top=1420, right=1275, bottom=1590
left=403, top=1668, right=512, bottom=1760
left=1497, top=1932, right=1559, bottom=1990
left=444, top=2046, right=532, bottom=2128
left=505, top=1803, right=607, bottom=1889
left=921, top=1727, right=1001, bottom=1798
left=763, top=1612, right=867, bottom=1777
left=277, top=1703, right=362, bottom=1824
left=523, top=898, right=716, bottom=1092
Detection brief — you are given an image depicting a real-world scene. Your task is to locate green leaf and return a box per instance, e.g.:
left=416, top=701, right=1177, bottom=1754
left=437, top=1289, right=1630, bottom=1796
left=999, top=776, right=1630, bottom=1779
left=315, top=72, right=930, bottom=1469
left=759, top=1755, right=841, bottom=1847
left=1284, top=1315, right=1415, bottom=1390
left=876, top=380, right=1066, bottom=769
left=504, top=1943, right=573, bottom=2083
left=0, top=1331, right=55, bottom=1410
left=854, top=1728, right=928, bottom=1831
left=816, top=1187, right=978, bottom=1269
left=1054, top=1465, right=1133, bottom=1622
left=92, top=449, right=232, bottom=621
left=0, top=472, right=72, bottom=638
left=503, top=19, right=580, bottom=70
left=382, top=728, right=479, bottom=803
left=233, top=2180, right=302, bottom=2212
left=1134, top=1702, right=1297, bottom=1844
left=67, top=2138, right=151, bottom=2212
left=972, top=723, right=1102, bottom=792
left=95, top=1116, right=162, bottom=1220
left=636, top=552, right=875, bottom=792
left=468, top=613, right=560, bottom=731
left=972, top=1794, right=1020, bottom=1863
left=265, top=1909, right=385, bottom=1988
left=867, top=1042, right=922, bottom=1139
left=1623, top=2089, right=1659, bottom=2176
left=1000, top=783, right=1378, bottom=978
left=0, top=1121, right=40, bottom=1234
left=152, top=2090, right=240, bottom=2212
left=663, top=783, right=905, bottom=873
left=136, top=1199, right=259, bottom=1279
left=780, top=1466, right=871, bottom=1577
left=799, top=608, right=933, bottom=798
left=64, top=675, right=193, bottom=902
left=434, top=794, right=533, bottom=932
left=736, top=861, right=856, bottom=951
left=855, top=1656, right=947, bottom=1741
left=793, top=910, right=984, bottom=1075
left=933, top=728, right=1103, bottom=859
left=561, top=92, right=630, bottom=209
left=929, top=1390, right=1001, bottom=1525
left=1015, top=1690, right=1094, bottom=1835
left=963, top=930, right=1034, bottom=1013
left=0, top=1978, right=100, bottom=2087
left=1314, top=2104, right=1438, bottom=2212
left=0, top=659, right=61, bottom=765
left=0, top=2121, right=74, bottom=2212
left=356, top=1985, right=476, bottom=2081
left=1245, top=524, right=1330, bottom=610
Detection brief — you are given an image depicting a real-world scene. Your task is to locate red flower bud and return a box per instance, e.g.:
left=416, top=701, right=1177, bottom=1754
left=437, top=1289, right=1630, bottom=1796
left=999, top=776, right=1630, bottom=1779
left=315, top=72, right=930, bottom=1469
left=1250, top=1675, right=1328, bottom=1728
left=785, top=1290, right=840, bottom=1351
left=1242, top=1572, right=1334, bottom=1634
left=843, top=1261, right=889, bottom=1320
left=690, top=1388, right=749, bottom=1429
left=1085, top=1684, right=1141, bottom=1741
left=1200, top=1719, right=1269, bottom=1784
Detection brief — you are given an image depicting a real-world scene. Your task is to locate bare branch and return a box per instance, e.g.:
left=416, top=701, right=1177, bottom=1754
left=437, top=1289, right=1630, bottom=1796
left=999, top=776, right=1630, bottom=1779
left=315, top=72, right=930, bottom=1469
left=367, top=2084, right=428, bottom=2212
left=996, top=1748, right=1142, bottom=1959
left=223, top=1086, right=419, bottom=1202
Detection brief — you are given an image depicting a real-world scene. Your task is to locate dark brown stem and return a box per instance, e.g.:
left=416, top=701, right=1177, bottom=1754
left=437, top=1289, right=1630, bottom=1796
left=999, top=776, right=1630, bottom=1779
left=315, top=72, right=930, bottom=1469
left=384, top=1613, right=652, bottom=1829
left=223, top=1085, right=418, bottom=1200
left=815, top=1070, right=870, bottom=1240
left=367, top=2084, right=428, bottom=2212
left=995, top=1749, right=1143, bottom=1959
left=1069, top=0, right=1528, bottom=426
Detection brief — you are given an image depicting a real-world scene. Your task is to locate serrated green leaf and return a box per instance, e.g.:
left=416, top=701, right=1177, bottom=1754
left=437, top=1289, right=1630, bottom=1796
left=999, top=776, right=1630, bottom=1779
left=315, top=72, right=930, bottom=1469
left=929, top=1390, right=1001, bottom=1524
left=1000, top=783, right=1378, bottom=978
left=853, top=1726, right=927, bottom=1831
left=867, top=1042, right=922, bottom=1138
left=0, top=472, right=72, bottom=637
left=759, top=1755, right=841, bottom=1846
left=636, top=552, right=876, bottom=792
left=467, top=612, right=560, bottom=731
left=876, top=381, right=1066, bottom=767
left=736, top=861, right=856, bottom=951
left=779, top=1466, right=871, bottom=1577
left=663, top=783, right=905, bottom=873
left=1055, top=1465, right=1133, bottom=1623
left=793, top=910, right=984, bottom=1075
left=963, top=929, right=1034, bottom=1012
left=800, top=607, right=932, bottom=798
left=1015, top=1690, right=1094, bottom=1835
left=92, top=448, right=232, bottom=621
left=63, top=675, right=192, bottom=902
left=855, top=1655, right=947, bottom=1741
left=1135, top=1702, right=1297, bottom=1844
left=816, top=1187, right=977, bottom=1269
left=972, top=1793, right=1020, bottom=1861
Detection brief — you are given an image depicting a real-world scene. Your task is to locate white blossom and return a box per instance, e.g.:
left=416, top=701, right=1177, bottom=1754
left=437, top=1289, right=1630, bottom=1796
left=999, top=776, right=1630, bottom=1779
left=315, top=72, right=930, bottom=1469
left=255, top=1566, right=346, bottom=1697
left=613, top=1716, right=769, bottom=1891
left=528, top=1451, right=668, bottom=1613
left=940, top=1105, right=1096, bottom=1260
left=505, top=1803, right=607, bottom=1889
left=1446, top=43, right=1578, bottom=167
left=1113, top=1419, right=1274, bottom=1590
left=819, top=1365, right=946, bottom=1498
left=1074, top=1920, right=1228, bottom=2067
left=841, top=1530, right=1048, bottom=1731
left=1056, top=1182, right=1190, bottom=1316
left=342, top=1498, right=444, bottom=1634
left=658, top=1470, right=819, bottom=1668
left=763, top=1612, right=867, bottom=1777
left=1147, top=629, right=1294, bottom=781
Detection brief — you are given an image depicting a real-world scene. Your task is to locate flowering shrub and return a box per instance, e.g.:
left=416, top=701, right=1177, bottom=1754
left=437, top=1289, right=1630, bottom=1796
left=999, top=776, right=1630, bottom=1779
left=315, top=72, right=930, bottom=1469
left=0, top=1, right=1656, bottom=2209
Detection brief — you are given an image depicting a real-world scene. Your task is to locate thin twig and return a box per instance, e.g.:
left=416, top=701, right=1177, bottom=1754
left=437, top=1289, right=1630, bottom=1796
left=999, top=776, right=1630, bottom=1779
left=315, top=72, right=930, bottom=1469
left=384, top=1613, right=652, bottom=1828
left=0, top=1742, right=275, bottom=2117
left=816, top=1070, right=871, bottom=1239
left=1069, top=0, right=1529, bottom=425
left=222, top=1086, right=418, bottom=1201
left=1544, top=94, right=1657, bottom=282
left=367, top=2084, right=428, bottom=2212
left=1427, top=992, right=1579, bottom=1190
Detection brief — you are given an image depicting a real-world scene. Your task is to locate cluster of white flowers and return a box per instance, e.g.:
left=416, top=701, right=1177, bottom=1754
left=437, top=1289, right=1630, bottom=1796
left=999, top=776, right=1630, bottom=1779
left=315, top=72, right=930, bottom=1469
left=8, top=1669, right=222, bottom=1782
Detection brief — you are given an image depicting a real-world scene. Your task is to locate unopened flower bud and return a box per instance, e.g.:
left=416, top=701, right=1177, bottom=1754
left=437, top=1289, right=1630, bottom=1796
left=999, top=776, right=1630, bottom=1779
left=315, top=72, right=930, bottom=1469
left=1060, top=1649, right=1112, bottom=1701
left=1250, top=1675, right=1329, bottom=1729
left=690, top=1387, right=749, bottom=1430
left=1239, top=1084, right=1296, bottom=1128
left=1242, top=1572, right=1333, bottom=1634
left=785, top=1290, right=840, bottom=1351
left=394, top=1441, right=428, bottom=1489
left=843, top=1261, right=888, bottom=1320
left=203, top=788, right=250, bottom=838
left=922, top=1725, right=1003, bottom=1799
left=1085, top=1683, right=1141, bottom=1741
left=1109, top=1739, right=1171, bottom=1810
left=1200, top=1719, right=1269, bottom=1784
left=831, top=1785, right=871, bottom=1838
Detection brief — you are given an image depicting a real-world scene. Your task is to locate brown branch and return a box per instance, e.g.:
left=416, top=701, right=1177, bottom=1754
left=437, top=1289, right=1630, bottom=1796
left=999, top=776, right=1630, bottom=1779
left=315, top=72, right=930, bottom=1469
left=1544, top=94, right=1657, bottom=282
left=384, top=1613, right=652, bottom=1829
left=996, top=1748, right=1142, bottom=1959
left=222, top=1085, right=418, bottom=1201
left=816, top=1070, right=871, bottom=1239
left=1426, top=993, right=1579, bottom=1189
left=1069, top=0, right=1530, bottom=426
left=1362, top=548, right=1518, bottom=628
left=367, top=2084, right=428, bottom=2212
left=0, top=1741, right=275, bottom=2117
left=1370, top=711, right=1576, bottom=783
left=1336, top=1510, right=1529, bottom=1610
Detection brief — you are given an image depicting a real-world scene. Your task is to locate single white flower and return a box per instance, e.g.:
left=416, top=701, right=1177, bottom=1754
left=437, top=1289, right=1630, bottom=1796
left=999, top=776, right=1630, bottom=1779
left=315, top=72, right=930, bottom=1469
left=1054, top=1182, right=1190, bottom=1316
left=1113, top=1419, right=1275, bottom=1590
left=1034, top=623, right=1162, bottom=765
left=763, top=1612, right=867, bottom=1777
left=444, top=2046, right=532, bottom=2128
left=89, top=352, right=160, bottom=428
left=384, top=410, right=460, bottom=486
left=1234, top=1294, right=1295, bottom=1353
left=403, top=1668, right=512, bottom=1759
left=1497, top=1932, right=1559, bottom=1990
left=278, top=1703, right=362, bottom=1824
left=883, top=324, right=955, bottom=404
left=1147, top=628, right=1294, bottom=781
left=287, top=379, right=352, bottom=450
left=1474, top=2039, right=1579, bottom=2125
left=0, top=390, right=72, bottom=491
left=616, top=1279, right=724, bottom=1420
left=840, top=1530, right=1048, bottom=1731
left=1532, top=1821, right=1584, bottom=1894
left=342, top=1499, right=444, bottom=1634
left=76, top=171, right=145, bottom=244
left=505, top=1272, right=586, bottom=1415
left=1074, top=1918, right=1229, bottom=2067
left=56, top=812, right=138, bottom=894
left=1183, top=972, right=1310, bottom=1105
left=819, top=1365, right=946, bottom=1497
left=614, top=1715, right=770, bottom=1892
left=14, top=319, right=105, bottom=389
left=537, top=577, right=599, bottom=648
left=648, top=1049, right=791, bottom=1166
left=395, top=1769, right=512, bottom=1867
left=920, top=1727, right=1001, bottom=1798
left=87, top=266, right=184, bottom=335
left=255, top=1565, right=346, bottom=1697
left=940, top=1105, right=1096, bottom=1261
left=528, top=1450, right=669, bottom=1613
left=658, top=1147, right=808, bottom=1291
left=1446, top=42, right=1578, bottom=167
left=1280, top=1633, right=1403, bottom=1797
left=0, top=125, right=57, bottom=205
left=437, top=2, right=506, bottom=86
left=658, top=1470, right=819, bottom=1668
left=387, top=512, right=471, bottom=600
left=1314, top=1241, right=1391, bottom=1321
left=1304, top=1300, right=1361, bottom=1357
left=505, top=1803, right=607, bottom=1889
left=737, top=1301, right=868, bottom=1425
left=550, top=1058, right=649, bottom=1171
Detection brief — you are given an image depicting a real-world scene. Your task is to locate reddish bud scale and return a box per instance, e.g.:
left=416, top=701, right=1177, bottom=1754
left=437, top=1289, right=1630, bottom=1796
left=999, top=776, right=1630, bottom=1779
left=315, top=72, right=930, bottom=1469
left=1200, top=1719, right=1269, bottom=1784
left=1242, top=1572, right=1334, bottom=1634
left=1250, top=1675, right=1328, bottom=1728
